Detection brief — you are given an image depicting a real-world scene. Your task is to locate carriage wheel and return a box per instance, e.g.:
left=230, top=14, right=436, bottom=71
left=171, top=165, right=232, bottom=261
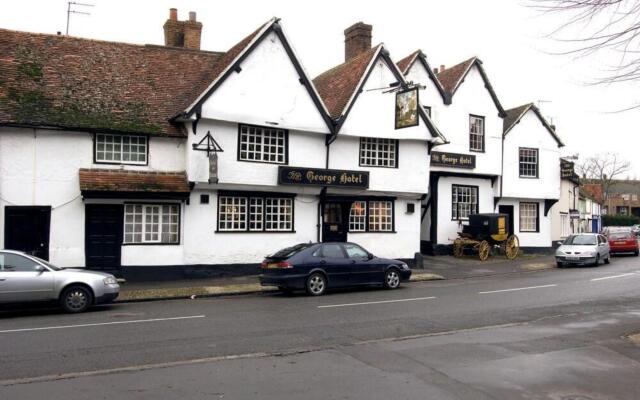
left=478, top=240, right=490, bottom=261
left=453, top=239, right=464, bottom=258
left=505, top=234, right=520, bottom=260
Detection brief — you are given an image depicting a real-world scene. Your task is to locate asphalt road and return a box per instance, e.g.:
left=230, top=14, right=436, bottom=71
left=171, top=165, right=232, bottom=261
left=2, top=254, right=640, bottom=399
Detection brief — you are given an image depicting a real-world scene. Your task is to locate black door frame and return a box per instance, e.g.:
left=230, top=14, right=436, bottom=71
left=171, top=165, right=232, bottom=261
left=498, top=205, right=515, bottom=236
left=4, top=206, right=51, bottom=260
left=84, top=204, right=124, bottom=271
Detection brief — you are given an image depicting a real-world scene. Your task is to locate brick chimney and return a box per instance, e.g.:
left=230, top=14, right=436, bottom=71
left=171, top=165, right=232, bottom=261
left=344, top=22, right=372, bottom=61
left=163, top=8, right=202, bottom=50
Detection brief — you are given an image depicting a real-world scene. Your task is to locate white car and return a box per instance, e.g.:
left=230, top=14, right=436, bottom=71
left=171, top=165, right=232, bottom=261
left=555, top=233, right=610, bottom=268
left=0, top=250, right=119, bottom=313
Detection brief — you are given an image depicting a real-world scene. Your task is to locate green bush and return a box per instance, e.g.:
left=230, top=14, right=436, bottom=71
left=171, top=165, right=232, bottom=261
left=602, top=214, right=640, bottom=227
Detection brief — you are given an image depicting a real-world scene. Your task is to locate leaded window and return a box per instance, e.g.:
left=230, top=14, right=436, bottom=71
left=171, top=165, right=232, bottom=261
left=218, top=194, right=294, bottom=232
left=519, top=148, right=539, bottom=178
left=359, top=138, right=398, bottom=168
left=369, top=201, right=393, bottom=232
left=519, top=202, right=538, bottom=232
left=95, top=134, right=147, bottom=165
left=348, top=201, right=367, bottom=232
left=452, top=185, right=478, bottom=220
left=265, top=198, right=293, bottom=231
left=469, top=115, right=484, bottom=152
left=238, top=124, right=287, bottom=164
left=124, top=204, right=179, bottom=244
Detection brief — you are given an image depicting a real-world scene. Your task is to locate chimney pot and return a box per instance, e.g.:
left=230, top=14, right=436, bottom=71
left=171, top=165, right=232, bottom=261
left=440, top=64, right=445, bottom=72
left=163, top=8, right=202, bottom=50
left=189, top=11, right=196, bottom=22
left=169, top=8, right=178, bottom=21
left=344, top=22, right=372, bottom=61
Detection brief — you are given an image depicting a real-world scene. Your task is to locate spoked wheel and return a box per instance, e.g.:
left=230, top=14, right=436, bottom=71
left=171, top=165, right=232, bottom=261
left=60, top=285, right=93, bottom=313
left=306, top=272, right=327, bottom=296
left=384, top=268, right=401, bottom=289
left=453, top=239, right=464, bottom=258
left=478, top=240, right=491, bottom=261
left=505, top=234, right=520, bottom=260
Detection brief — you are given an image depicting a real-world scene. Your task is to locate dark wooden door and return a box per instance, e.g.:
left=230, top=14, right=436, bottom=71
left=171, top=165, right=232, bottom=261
left=4, top=206, right=51, bottom=260
left=322, top=202, right=351, bottom=243
left=85, top=204, right=123, bottom=271
left=498, top=205, right=515, bottom=236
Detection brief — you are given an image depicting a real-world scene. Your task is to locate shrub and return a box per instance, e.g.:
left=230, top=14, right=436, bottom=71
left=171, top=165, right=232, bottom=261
left=602, top=214, right=640, bottom=227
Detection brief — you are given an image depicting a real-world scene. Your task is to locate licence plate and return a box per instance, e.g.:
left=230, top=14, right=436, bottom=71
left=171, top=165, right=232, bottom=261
left=266, top=263, right=279, bottom=269
left=614, top=241, right=626, bottom=245
left=566, top=256, right=580, bottom=261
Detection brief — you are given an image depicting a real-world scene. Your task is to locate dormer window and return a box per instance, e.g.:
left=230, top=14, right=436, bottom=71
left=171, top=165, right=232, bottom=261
left=95, top=134, right=148, bottom=165
left=469, top=115, right=485, bottom=152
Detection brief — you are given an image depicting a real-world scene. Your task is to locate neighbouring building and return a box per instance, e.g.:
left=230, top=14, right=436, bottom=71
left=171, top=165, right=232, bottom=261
left=551, top=159, right=580, bottom=241
left=583, top=180, right=640, bottom=218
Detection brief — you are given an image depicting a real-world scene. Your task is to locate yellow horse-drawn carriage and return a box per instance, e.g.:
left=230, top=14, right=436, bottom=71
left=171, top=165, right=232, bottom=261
left=453, top=213, right=519, bottom=261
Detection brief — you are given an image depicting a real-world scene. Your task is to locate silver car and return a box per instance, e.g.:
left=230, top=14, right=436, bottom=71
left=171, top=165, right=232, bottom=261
left=555, top=233, right=610, bottom=268
left=0, top=250, right=119, bottom=313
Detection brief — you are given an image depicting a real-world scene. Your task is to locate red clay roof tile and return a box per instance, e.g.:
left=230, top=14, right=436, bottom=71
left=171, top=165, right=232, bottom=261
left=79, top=169, right=190, bottom=193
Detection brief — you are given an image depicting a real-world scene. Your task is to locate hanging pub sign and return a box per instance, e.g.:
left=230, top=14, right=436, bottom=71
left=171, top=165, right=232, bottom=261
left=395, top=88, right=419, bottom=129
left=569, top=209, right=580, bottom=219
left=278, top=166, right=369, bottom=189
left=430, top=151, right=476, bottom=169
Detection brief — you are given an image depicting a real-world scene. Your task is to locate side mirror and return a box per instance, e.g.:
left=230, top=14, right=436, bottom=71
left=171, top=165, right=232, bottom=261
left=34, top=265, right=45, bottom=273
left=556, top=241, right=564, bottom=246
left=367, top=253, right=375, bottom=260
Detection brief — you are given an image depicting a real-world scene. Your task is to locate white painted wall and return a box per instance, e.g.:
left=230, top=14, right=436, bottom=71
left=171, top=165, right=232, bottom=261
left=404, top=59, right=446, bottom=125
left=502, top=110, right=561, bottom=199
left=497, top=198, right=552, bottom=248
left=550, top=178, right=579, bottom=240
left=200, top=31, right=329, bottom=134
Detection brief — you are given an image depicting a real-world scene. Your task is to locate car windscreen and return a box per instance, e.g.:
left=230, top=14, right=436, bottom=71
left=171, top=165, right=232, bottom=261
left=268, top=243, right=312, bottom=260
left=609, top=232, right=632, bottom=240
left=564, top=235, right=596, bottom=245
left=31, top=256, right=62, bottom=271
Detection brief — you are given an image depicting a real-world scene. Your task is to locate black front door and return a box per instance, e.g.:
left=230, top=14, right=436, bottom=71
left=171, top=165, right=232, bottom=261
left=4, top=206, right=51, bottom=260
left=85, top=204, right=123, bottom=271
left=322, top=202, right=351, bottom=242
left=498, top=205, right=515, bottom=236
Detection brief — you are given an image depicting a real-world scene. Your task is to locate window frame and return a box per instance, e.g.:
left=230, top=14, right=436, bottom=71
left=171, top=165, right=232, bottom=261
left=469, top=114, right=485, bottom=153
left=358, top=137, right=399, bottom=169
left=451, top=185, right=479, bottom=221
left=347, top=199, right=395, bottom=233
left=122, top=202, right=181, bottom=245
left=519, top=202, right=540, bottom=233
left=216, top=191, right=296, bottom=233
left=519, top=147, right=539, bottom=179
left=236, top=123, right=289, bottom=165
left=94, top=133, right=149, bottom=166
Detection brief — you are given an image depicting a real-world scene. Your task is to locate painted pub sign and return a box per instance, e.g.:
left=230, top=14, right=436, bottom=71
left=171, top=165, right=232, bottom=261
left=395, top=88, right=419, bottom=129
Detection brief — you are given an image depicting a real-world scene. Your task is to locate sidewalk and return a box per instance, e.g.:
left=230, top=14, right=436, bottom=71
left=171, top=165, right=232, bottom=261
left=117, top=254, right=555, bottom=302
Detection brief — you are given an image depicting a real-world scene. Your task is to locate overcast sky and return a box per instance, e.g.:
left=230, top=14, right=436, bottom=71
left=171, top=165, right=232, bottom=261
left=2, top=0, right=638, bottom=176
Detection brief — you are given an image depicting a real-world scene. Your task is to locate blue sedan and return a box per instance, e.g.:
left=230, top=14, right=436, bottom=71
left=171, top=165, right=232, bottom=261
left=259, top=242, right=412, bottom=296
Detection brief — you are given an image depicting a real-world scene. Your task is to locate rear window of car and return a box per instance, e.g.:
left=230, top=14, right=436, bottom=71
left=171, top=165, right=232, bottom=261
left=269, top=243, right=312, bottom=259
left=609, top=232, right=632, bottom=240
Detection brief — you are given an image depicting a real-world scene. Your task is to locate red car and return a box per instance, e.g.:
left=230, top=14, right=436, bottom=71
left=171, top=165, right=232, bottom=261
left=607, top=230, right=639, bottom=256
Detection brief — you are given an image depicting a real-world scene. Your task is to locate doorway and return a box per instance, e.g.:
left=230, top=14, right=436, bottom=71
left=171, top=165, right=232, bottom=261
left=4, top=206, right=51, bottom=260
left=322, top=202, right=352, bottom=242
left=85, top=204, right=123, bottom=271
left=498, top=205, right=515, bottom=236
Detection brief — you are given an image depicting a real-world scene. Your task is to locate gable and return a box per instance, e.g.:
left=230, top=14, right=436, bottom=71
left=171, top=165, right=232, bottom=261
left=404, top=58, right=446, bottom=108
left=199, top=30, right=330, bottom=133
left=505, top=109, right=562, bottom=149
left=453, top=65, right=501, bottom=116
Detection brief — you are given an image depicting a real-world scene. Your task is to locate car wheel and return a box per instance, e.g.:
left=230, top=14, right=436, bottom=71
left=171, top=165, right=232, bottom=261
left=635, top=250, right=639, bottom=257
left=60, top=285, right=93, bottom=313
left=604, top=255, right=610, bottom=264
left=556, top=261, right=563, bottom=268
left=594, top=254, right=600, bottom=267
left=305, top=273, right=327, bottom=296
left=384, top=268, right=401, bottom=289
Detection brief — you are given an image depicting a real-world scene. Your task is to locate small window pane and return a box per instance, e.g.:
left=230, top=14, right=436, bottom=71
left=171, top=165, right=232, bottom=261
left=238, top=125, right=286, bottom=164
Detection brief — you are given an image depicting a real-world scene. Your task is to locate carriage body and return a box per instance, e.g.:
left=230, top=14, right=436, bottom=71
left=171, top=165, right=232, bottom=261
left=455, top=213, right=519, bottom=260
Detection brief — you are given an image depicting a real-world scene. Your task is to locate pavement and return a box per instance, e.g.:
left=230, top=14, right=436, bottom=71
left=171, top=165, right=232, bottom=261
left=1, top=253, right=639, bottom=399
left=117, top=253, right=555, bottom=301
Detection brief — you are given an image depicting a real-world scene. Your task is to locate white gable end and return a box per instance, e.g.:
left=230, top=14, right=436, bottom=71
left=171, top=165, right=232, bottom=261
left=200, top=31, right=329, bottom=134
left=339, top=59, right=432, bottom=140
left=405, top=61, right=444, bottom=108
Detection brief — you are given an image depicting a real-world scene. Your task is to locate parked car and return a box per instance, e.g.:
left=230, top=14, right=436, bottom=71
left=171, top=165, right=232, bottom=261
left=0, top=250, right=119, bottom=312
left=259, top=242, right=412, bottom=296
left=555, top=233, right=610, bottom=267
left=632, top=224, right=640, bottom=236
left=607, top=229, right=639, bottom=256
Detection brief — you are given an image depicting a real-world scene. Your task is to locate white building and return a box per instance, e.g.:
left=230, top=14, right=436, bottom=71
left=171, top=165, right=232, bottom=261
left=551, top=160, right=581, bottom=241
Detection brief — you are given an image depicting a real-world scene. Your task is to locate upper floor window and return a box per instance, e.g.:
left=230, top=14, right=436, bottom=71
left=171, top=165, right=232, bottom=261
left=452, top=185, right=478, bottom=220
left=124, top=204, right=180, bottom=244
left=218, top=193, right=294, bottom=232
left=95, top=134, right=147, bottom=165
left=238, top=124, right=287, bottom=164
left=519, top=148, right=539, bottom=178
left=359, top=138, right=398, bottom=168
left=617, top=206, right=629, bottom=215
left=469, top=115, right=485, bottom=152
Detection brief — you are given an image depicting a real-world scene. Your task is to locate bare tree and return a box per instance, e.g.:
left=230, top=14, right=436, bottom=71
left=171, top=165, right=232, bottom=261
left=578, top=152, right=631, bottom=203
left=532, top=0, right=640, bottom=95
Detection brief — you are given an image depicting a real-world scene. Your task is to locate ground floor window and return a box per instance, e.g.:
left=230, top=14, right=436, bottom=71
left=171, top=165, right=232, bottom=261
left=348, top=200, right=394, bottom=232
left=560, top=213, right=570, bottom=238
left=124, top=204, right=180, bottom=244
left=452, top=185, right=478, bottom=220
left=218, top=193, right=294, bottom=232
left=519, top=202, right=539, bottom=232
left=617, top=206, right=629, bottom=215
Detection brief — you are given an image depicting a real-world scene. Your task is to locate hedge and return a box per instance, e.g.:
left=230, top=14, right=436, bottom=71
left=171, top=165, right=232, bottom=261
left=602, top=214, right=640, bottom=227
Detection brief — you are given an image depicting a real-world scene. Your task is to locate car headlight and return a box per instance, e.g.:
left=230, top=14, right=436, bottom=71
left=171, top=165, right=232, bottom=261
left=103, top=276, right=118, bottom=285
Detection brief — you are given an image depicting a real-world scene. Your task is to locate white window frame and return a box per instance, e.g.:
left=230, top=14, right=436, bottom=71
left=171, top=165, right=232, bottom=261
left=348, top=201, right=367, bottom=232
left=452, top=185, right=478, bottom=220
left=519, top=202, right=538, bottom=232
left=123, top=203, right=180, bottom=244
left=238, top=124, right=287, bottom=164
left=368, top=201, right=393, bottom=232
left=95, top=134, right=148, bottom=165
left=560, top=213, right=570, bottom=238
left=469, top=115, right=484, bottom=152
left=218, top=194, right=294, bottom=232
left=519, top=148, right=539, bottom=178
left=359, top=138, right=398, bottom=168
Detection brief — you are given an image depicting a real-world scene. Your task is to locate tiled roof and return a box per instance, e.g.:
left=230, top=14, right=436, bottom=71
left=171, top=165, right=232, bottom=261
left=0, top=29, right=227, bottom=137
left=436, top=57, right=476, bottom=94
left=312, top=45, right=381, bottom=120
left=503, top=103, right=564, bottom=147
left=79, top=169, right=190, bottom=193
left=396, top=50, right=420, bottom=74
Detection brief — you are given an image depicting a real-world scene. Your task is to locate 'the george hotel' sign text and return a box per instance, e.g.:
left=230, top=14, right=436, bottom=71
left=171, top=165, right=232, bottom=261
left=430, top=151, right=476, bottom=169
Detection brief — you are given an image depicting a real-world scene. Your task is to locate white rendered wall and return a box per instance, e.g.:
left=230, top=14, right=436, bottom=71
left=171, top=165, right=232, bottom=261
left=497, top=198, right=552, bottom=248
left=502, top=110, right=561, bottom=200
left=200, top=31, right=329, bottom=134
left=551, top=179, right=579, bottom=240
left=404, top=60, right=446, bottom=125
